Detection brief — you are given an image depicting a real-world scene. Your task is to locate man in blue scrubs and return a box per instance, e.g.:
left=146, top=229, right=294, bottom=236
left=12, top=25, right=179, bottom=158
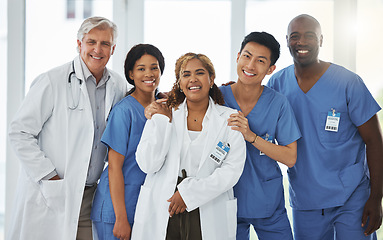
left=222, top=31, right=301, bottom=240
left=267, top=14, right=383, bottom=239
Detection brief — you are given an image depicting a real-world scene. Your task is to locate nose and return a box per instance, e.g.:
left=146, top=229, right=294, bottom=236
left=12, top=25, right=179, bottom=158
left=189, top=74, right=198, bottom=82
left=247, top=58, right=257, bottom=70
left=94, top=43, right=102, bottom=53
left=145, top=70, right=154, bottom=77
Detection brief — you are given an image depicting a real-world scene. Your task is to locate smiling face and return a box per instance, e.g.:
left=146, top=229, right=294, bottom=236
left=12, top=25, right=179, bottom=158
left=77, top=27, right=115, bottom=81
left=179, top=58, right=213, bottom=105
left=236, top=41, right=276, bottom=85
left=129, top=54, right=161, bottom=94
left=287, top=16, right=322, bottom=67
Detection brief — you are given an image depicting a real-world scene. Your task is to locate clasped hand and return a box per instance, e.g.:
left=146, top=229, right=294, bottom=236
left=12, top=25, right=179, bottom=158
left=144, top=98, right=172, bottom=122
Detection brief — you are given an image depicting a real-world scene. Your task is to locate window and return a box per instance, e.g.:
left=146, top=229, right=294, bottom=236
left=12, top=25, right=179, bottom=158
left=144, top=0, right=231, bottom=92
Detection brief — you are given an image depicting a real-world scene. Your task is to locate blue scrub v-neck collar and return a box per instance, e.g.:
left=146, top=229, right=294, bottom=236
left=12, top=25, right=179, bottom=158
left=227, top=85, right=266, bottom=117
left=292, top=63, right=334, bottom=96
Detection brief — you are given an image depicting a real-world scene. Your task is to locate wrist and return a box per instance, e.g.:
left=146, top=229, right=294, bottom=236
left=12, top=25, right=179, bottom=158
left=250, top=134, right=259, bottom=144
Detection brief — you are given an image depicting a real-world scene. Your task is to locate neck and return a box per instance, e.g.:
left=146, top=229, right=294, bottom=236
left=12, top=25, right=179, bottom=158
left=131, top=89, right=156, bottom=108
left=186, top=98, right=209, bottom=115
left=232, top=81, right=263, bottom=103
left=294, top=60, right=327, bottom=80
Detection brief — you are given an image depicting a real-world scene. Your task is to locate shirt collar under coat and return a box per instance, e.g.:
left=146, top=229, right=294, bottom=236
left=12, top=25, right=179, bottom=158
left=73, top=55, right=110, bottom=86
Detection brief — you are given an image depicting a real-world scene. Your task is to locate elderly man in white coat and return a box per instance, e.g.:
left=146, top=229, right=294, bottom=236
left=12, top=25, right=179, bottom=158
left=8, top=16, right=127, bottom=240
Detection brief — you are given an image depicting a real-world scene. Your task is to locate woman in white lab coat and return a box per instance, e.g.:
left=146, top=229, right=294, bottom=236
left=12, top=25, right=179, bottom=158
left=131, top=53, right=246, bottom=240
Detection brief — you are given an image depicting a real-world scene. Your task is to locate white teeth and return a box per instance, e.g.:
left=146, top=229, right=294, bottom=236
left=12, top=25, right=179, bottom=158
left=189, top=86, right=201, bottom=90
left=92, top=56, right=102, bottom=60
left=243, top=70, right=255, bottom=76
left=144, top=80, right=155, bottom=84
left=298, top=50, right=309, bottom=54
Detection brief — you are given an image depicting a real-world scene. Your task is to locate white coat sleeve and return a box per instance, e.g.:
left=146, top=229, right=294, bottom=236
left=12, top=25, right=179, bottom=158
left=177, top=128, right=246, bottom=211
left=8, top=74, right=57, bottom=183
left=135, top=113, right=173, bottom=174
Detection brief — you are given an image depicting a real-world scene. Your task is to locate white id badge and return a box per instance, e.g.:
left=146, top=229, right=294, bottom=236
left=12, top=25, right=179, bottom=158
left=325, top=110, right=340, bottom=132
left=210, top=141, right=230, bottom=165
left=260, top=134, right=273, bottom=156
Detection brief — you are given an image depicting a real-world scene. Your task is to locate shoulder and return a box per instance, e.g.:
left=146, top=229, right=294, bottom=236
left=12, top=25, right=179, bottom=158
left=108, top=69, right=128, bottom=87
left=215, top=104, right=237, bottom=118
left=31, top=61, right=71, bottom=88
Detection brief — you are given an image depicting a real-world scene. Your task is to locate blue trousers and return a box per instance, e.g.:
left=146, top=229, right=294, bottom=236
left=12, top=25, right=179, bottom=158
left=293, top=180, right=377, bottom=240
left=93, top=220, right=133, bottom=240
left=237, top=195, right=293, bottom=240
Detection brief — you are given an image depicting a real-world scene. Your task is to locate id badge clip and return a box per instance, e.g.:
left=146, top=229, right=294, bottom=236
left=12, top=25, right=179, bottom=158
left=210, top=141, right=230, bottom=165
left=260, top=133, right=273, bottom=156
left=325, top=108, right=340, bottom=132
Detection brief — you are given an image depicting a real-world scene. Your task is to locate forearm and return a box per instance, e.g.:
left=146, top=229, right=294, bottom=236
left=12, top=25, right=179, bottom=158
left=366, top=143, right=383, bottom=199
left=109, top=166, right=128, bottom=221
left=249, top=132, right=297, bottom=168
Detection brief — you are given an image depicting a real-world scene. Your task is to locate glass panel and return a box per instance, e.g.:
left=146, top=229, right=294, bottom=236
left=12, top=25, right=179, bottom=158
left=0, top=0, right=6, bottom=238
left=67, top=0, right=76, bottom=19
left=25, top=0, right=113, bottom=91
left=144, top=0, right=231, bottom=92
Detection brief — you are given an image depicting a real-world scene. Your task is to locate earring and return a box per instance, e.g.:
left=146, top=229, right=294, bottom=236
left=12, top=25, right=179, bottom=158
left=210, top=85, right=213, bottom=89
left=180, top=88, right=183, bottom=93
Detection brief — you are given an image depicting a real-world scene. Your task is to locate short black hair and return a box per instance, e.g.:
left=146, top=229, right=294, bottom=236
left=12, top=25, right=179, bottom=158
left=240, top=31, right=280, bottom=66
left=124, top=44, right=165, bottom=86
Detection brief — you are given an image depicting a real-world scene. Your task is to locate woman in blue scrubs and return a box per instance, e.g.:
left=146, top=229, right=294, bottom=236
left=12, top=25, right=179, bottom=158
left=90, top=44, right=165, bottom=240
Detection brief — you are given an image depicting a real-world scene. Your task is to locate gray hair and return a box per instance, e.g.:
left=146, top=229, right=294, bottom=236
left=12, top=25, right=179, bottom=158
left=77, top=16, right=118, bottom=46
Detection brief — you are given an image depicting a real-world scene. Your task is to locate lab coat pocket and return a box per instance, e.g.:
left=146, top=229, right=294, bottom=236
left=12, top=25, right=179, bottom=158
left=134, top=185, right=152, bottom=224
left=40, top=179, right=66, bottom=212
left=226, top=198, right=237, bottom=238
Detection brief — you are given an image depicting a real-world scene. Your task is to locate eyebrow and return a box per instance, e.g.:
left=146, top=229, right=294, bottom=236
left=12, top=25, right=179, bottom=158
left=244, top=50, right=268, bottom=61
left=243, top=50, right=253, bottom=56
left=136, top=63, right=158, bottom=67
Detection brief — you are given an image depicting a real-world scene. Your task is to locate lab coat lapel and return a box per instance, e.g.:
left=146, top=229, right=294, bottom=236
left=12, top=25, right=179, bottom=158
left=198, top=99, right=226, bottom=172
left=73, top=56, right=91, bottom=113
left=173, top=102, right=187, bottom=151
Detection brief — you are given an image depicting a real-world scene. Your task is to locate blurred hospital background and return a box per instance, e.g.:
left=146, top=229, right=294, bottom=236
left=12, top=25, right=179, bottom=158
left=2, top=0, right=383, bottom=239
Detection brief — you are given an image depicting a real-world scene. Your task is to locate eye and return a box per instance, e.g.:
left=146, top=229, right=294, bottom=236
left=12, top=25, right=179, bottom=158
left=102, top=42, right=111, bottom=47
left=87, top=40, right=96, bottom=45
left=289, top=34, right=299, bottom=41
left=305, top=34, right=316, bottom=40
left=183, top=73, right=191, bottom=77
left=258, top=59, right=265, bottom=64
left=196, top=71, right=205, bottom=75
left=138, top=68, right=145, bottom=71
left=152, top=66, right=159, bottom=71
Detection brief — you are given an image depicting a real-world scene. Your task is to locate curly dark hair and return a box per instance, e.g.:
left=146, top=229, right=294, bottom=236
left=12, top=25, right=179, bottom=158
left=167, top=53, right=224, bottom=109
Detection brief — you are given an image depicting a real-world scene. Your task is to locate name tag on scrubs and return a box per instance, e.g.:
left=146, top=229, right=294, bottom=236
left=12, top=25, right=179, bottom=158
left=210, top=141, right=230, bottom=165
left=260, top=134, right=273, bottom=156
left=325, top=111, right=340, bottom=132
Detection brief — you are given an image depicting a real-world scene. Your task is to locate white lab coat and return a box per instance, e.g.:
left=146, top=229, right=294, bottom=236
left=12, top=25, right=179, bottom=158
left=131, top=99, right=246, bottom=240
left=7, top=56, right=127, bottom=240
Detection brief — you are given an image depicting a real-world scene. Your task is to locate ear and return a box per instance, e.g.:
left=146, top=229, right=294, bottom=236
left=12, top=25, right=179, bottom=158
left=77, top=40, right=82, bottom=51
left=286, top=35, right=289, bottom=47
left=236, top=52, right=241, bottom=63
left=319, top=35, right=323, bottom=47
left=267, top=65, right=277, bottom=75
left=111, top=44, right=116, bottom=55
left=129, top=70, right=134, bottom=80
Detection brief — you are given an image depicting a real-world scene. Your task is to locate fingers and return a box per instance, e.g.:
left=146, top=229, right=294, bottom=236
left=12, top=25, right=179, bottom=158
left=144, top=99, right=171, bottom=119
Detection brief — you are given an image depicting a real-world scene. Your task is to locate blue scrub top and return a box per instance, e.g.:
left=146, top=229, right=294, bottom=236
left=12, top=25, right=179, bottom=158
left=220, top=85, right=301, bottom=218
left=91, top=95, right=147, bottom=224
left=267, top=64, right=381, bottom=210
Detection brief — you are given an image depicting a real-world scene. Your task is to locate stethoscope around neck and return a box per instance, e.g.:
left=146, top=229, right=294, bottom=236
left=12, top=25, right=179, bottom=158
left=68, top=60, right=84, bottom=110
